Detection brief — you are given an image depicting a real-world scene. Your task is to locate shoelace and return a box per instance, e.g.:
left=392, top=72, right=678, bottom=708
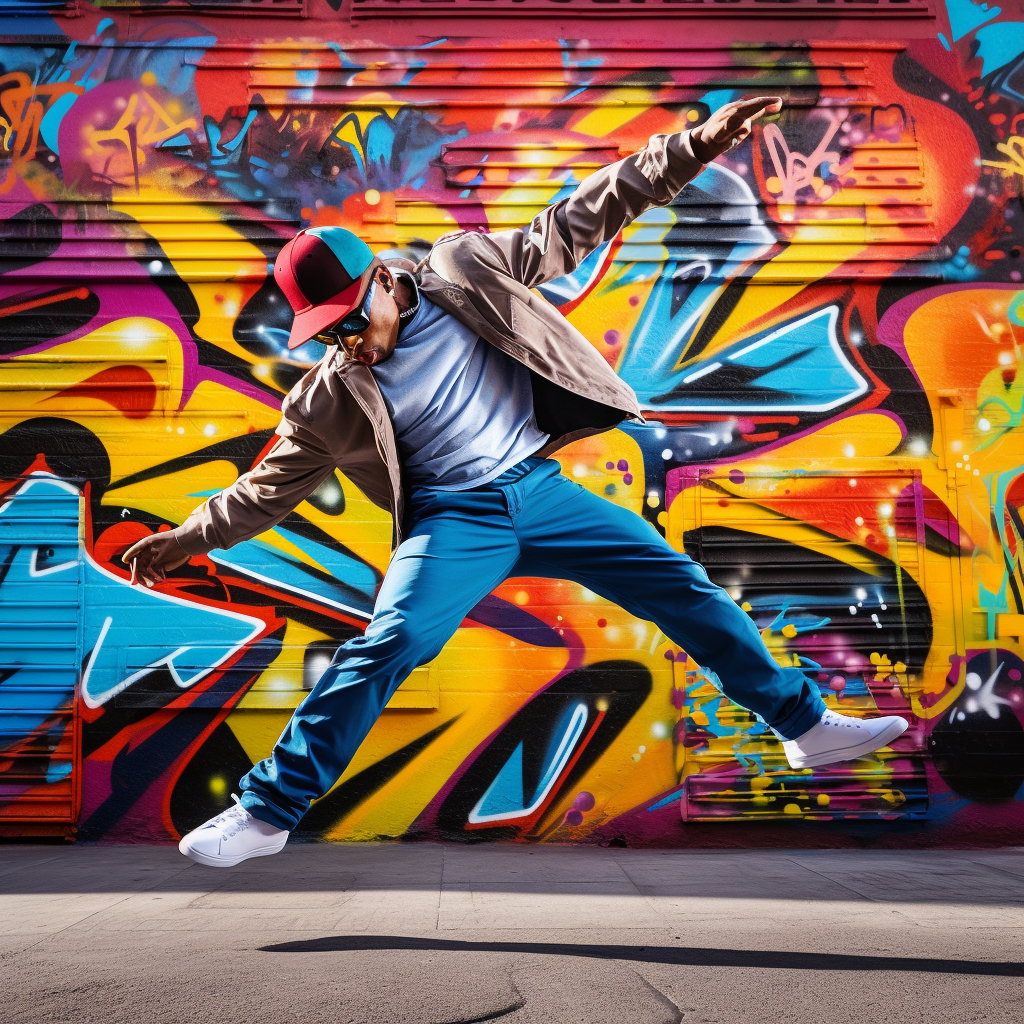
left=206, top=794, right=252, bottom=838
left=823, top=711, right=864, bottom=731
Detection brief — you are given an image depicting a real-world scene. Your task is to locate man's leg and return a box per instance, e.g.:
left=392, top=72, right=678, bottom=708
left=238, top=485, right=521, bottom=830
left=506, top=461, right=825, bottom=740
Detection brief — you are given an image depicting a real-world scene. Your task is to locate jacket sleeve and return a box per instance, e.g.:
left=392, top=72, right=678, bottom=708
left=485, top=128, right=706, bottom=289
left=170, top=413, right=337, bottom=556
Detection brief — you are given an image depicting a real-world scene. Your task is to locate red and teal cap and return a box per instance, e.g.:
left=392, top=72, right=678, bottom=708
left=274, top=226, right=376, bottom=349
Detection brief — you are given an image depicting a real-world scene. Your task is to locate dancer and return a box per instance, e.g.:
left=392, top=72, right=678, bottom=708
left=124, top=96, right=908, bottom=867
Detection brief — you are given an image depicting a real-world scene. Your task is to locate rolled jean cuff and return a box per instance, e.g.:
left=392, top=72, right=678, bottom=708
left=769, top=691, right=827, bottom=742
left=239, top=790, right=295, bottom=832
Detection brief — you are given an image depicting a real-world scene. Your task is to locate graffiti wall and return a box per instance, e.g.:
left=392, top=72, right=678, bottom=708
left=1, top=0, right=1023, bottom=846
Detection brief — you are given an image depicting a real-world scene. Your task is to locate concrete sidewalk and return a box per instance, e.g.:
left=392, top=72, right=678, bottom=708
left=1, top=843, right=1023, bottom=1024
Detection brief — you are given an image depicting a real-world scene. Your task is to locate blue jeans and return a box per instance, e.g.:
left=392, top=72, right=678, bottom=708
left=239, top=457, right=825, bottom=830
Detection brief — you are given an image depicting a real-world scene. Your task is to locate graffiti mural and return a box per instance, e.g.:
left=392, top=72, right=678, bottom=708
left=1, top=1, right=1023, bottom=846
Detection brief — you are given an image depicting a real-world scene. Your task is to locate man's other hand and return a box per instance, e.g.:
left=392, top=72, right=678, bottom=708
left=690, top=96, right=783, bottom=163
left=121, top=532, right=190, bottom=587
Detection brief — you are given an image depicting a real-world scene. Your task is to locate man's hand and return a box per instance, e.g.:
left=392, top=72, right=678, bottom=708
left=690, top=95, right=783, bottom=163
left=121, top=532, right=190, bottom=587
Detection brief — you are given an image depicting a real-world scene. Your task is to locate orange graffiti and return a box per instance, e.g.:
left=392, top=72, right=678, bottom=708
left=0, top=72, right=82, bottom=190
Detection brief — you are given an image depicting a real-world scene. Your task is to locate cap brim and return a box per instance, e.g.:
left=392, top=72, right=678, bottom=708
left=286, top=278, right=363, bottom=350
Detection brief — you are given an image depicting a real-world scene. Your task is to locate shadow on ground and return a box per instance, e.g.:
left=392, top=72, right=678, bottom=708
left=260, top=935, right=1024, bottom=976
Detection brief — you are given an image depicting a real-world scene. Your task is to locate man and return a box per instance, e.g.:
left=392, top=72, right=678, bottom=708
left=124, top=96, right=908, bottom=867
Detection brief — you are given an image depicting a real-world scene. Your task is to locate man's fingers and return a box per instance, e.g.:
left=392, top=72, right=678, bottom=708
left=122, top=539, right=148, bottom=564
left=724, top=97, right=781, bottom=132
left=733, top=95, right=782, bottom=117
left=135, top=558, right=166, bottom=586
left=123, top=537, right=189, bottom=586
left=726, top=106, right=771, bottom=134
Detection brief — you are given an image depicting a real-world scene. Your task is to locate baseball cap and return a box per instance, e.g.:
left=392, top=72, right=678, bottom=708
left=274, top=226, right=376, bottom=349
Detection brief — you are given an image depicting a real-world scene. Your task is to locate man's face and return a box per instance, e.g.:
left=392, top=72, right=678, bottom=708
left=322, top=263, right=401, bottom=366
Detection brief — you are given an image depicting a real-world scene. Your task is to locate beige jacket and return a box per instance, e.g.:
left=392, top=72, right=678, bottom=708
left=173, top=129, right=705, bottom=554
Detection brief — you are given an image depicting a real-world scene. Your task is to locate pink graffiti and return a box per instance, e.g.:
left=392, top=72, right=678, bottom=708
left=762, top=115, right=842, bottom=205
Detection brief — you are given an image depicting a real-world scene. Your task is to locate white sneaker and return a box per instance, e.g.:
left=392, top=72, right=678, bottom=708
left=782, top=709, right=909, bottom=769
left=178, top=794, right=289, bottom=868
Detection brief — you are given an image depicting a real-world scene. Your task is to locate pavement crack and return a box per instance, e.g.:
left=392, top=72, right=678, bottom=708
left=452, top=994, right=526, bottom=1024
left=783, top=856, right=899, bottom=907
left=0, top=851, right=65, bottom=883
left=436, top=846, right=444, bottom=931
left=630, top=968, right=684, bottom=1024
left=612, top=851, right=671, bottom=924
left=19, top=858, right=197, bottom=952
left=967, top=858, right=1024, bottom=884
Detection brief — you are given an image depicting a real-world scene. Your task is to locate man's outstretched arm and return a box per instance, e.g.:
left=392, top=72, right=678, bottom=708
left=122, top=415, right=336, bottom=586
left=489, top=95, right=782, bottom=288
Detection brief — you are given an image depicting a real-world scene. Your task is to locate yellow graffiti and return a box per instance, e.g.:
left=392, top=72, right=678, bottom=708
left=83, top=91, right=198, bottom=188
left=982, top=135, right=1024, bottom=178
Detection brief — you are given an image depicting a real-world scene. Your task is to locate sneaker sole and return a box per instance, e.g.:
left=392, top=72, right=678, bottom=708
left=786, top=718, right=909, bottom=770
left=179, top=834, right=288, bottom=868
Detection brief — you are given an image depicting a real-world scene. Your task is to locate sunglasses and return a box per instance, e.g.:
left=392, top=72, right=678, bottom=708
left=313, top=268, right=421, bottom=360
left=316, top=275, right=380, bottom=348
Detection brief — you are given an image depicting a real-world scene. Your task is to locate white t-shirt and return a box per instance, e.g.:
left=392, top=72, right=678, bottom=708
left=371, top=295, right=549, bottom=490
